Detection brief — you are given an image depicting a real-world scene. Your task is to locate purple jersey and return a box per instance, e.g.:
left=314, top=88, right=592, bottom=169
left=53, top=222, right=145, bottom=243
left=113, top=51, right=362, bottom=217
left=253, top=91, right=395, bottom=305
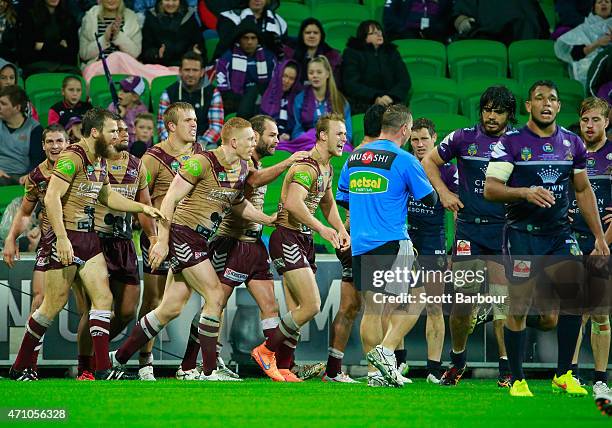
left=437, top=124, right=505, bottom=224
left=569, top=139, right=612, bottom=237
left=408, top=162, right=458, bottom=232
left=489, top=126, right=587, bottom=233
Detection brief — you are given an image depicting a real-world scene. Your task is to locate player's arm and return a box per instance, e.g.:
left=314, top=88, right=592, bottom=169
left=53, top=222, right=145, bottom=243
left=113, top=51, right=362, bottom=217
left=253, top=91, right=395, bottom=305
left=231, top=199, right=276, bottom=225
left=335, top=160, right=349, bottom=210
left=136, top=186, right=157, bottom=239
left=44, top=175, right=72, bottom=265
left=572, top=171, right=609, bottom=255
left=142, top=153, right=159, bottom=193
left=604, top=207, right=612, bottom=246
left=246, top=151, right=310, bottom=187
left=98, top=184, right=164, bottom=219
left=484, top=165, right=555, bottom=207
left=422, top=149, right=463, bottom=212
left=320, top=187, right=350, bottom=249
left=3, top=198, right=37, bottom=267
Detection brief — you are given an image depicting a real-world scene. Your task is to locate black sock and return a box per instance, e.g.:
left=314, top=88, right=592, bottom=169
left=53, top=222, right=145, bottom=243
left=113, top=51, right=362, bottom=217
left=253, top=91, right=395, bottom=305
left=570, top=363, right=579, bottom=376
left=504, top=327, right=526, bottom=382
left=394, top=349, right=407, bottom=368
left=594, top=371, right=608, bottom=383
left=450, top=350, right=466, bottom=368
left=427, top=359, right=442, bottom=377
left=556, top=315, right=582, bottom=377
left=526, top=314, right=545, bottom=330
left=499, top=357, right=510, bottom=375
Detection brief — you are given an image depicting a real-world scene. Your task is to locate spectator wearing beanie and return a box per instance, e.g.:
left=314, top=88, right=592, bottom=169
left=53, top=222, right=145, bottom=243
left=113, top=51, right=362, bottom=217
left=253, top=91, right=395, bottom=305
left=108, top=75, right=149, bottom=144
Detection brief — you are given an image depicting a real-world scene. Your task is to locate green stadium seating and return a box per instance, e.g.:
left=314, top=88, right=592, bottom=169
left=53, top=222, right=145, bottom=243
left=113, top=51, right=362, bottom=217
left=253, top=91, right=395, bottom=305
left=457, top=78, right=521, bottom=122
left=556, top=112, right=580, bottom=129
left=277, top=3, right=312, bottom=38
left=523, top=77, right=584, bottom=114
left=150, top=75, right=178, bottom=117
left=89, top=74, right=151, bottom=109
left=409, top=77, right=459, bottom=114
left=539, top=0, right=557, bottom=32
left=205, top=37, right=219, bottom=63
left=363, top=0, right=386, bottom=23
left=0, top=185, right=23, bottom=216
left=315, top=3, right=372, bottom=45
left=351, top=113, right=365, bottom=146
left=394, top=39, right=447, bottom=78
left=447, top=40, right=508, bottom=82
left=25, top=73, right=86, bottom=127
left=508, top=39, right=567, bottom=83
left=411, top=113, right=472, bottom=141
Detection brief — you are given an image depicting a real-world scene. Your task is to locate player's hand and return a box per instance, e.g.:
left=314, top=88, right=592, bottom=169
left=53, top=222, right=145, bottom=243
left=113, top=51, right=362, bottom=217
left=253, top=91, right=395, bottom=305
left=141, top=205, right=167, bottom=221
left=56, top=236, right=74, bottom=266
left=158, top=44, right=166, bottom=59
left=264, top=212, right=277, bottom=225
left=319, top=226, right=340, bottom=249
left=35, top=42, right=44, bottom=51
left=148, top=235, right=158, bottom=255
left=0, top=169, right=10, bottom=179
left=280, top=133, right=290, bottom=141
left=440, top=190, right=463, bottom=212
left=602, top=207, right=612, bottom=225
left=525, top=186, right=555, bottom=208
left=338, top=229, right=351, bottom=250
left=3, top=238, right=19, bottom=268
left=149, top=240, right=169, bottom=272
left=288, top=151, right=310, bottom=164
left=592, top=237, right=611, bottom=256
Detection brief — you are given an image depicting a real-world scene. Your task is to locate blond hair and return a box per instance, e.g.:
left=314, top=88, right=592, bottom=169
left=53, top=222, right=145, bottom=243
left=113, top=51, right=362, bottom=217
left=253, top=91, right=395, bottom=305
left=580, top=96, right=610, bottom=118
left=308, top=56, right=346, bottom=115
left=221, top=117, right=252, bottom=145
left=316, top=113, right=345, bottom=140
left=163, top=102, right=194, bottom=133
left=99, top=0, right=125, bottom=18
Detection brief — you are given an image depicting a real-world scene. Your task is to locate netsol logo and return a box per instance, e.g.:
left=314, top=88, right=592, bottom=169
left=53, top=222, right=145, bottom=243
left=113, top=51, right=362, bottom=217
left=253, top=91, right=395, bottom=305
left=349, top=171, right=388, bottom=193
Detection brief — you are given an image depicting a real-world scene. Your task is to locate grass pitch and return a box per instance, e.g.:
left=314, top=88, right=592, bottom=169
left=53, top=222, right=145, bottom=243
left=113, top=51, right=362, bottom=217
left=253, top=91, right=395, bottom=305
left=0, top=378, right=608, bottom=427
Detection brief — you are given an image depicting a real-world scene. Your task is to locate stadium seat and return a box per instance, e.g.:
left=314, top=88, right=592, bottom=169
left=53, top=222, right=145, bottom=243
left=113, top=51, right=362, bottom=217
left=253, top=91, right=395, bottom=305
left=411, top=113, right=472, bottom=141
left=394, top=39, right=447, bottom=78
left=363, top=0, right=385, bottom=23
left=277, top=3, right=311, bottom=38
left=447, top=40, right=508, bottom=82
left=508, top=39, right=567, bottom=83
left=205, top=37, right=219, bottom=63
left=25, top=73, right=86, bottom=127
left=556, top=112, right=580, bottom=129
left=351, top=113, right=365, bottom=146
left=150, top=75, right=179, bottom=116
left=520, top=77, right=584, bottom=115
left=539, top=0, right=557, bottom=32
left=457, top=78, right=521, bottom=122
left=409, top=77, right=459, bottom=114
left=315, top=3, right=372, bottom=44
left=0, top=185, right=23, bottom=216
left=89, top=74, right=151, bottom=109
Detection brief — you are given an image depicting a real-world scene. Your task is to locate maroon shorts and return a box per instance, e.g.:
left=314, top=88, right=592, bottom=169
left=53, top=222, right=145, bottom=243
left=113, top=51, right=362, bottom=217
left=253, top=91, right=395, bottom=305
left=140, top=230, right=169, bottom=275
left=168, top=223, right=210, bottom=275
left=37, top=229, right=102, bottom=270
left=100, top=237, right=140, bottom=285
left=335, top=246, right=353, bottom=282
left=209, top=235, right=273, bottom=287
left=269, top=226, right=316, bottom=275
left=34, top=243, right=48, bottom=272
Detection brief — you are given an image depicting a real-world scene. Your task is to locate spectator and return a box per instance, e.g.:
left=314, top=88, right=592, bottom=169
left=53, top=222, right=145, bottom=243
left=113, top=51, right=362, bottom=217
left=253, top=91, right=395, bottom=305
left=0, top=86, right=43, bottom=185
left=0, top=60, right=39, bottom=122
left=158, top=51, right=223, bottom=146
left=141, top=0, right=205, bottom=66
left=342, top=20, right=411, bottom=115
left=108, top=75, right=149, bottom=144
left=555, top=0, right=611, bottom=87
left=216, top=22, right=275, bottom=118
left=133, top=0, right=197, bottom=23
left=285, top=18, right=342, bottom=86
left=287, top=55, right=352, bottom=149
left=452, top=0, right=549, bottom=44
left=130, top=111, right=154, bottom=157
left=19, top=0, right=80, bottom=76
left=215, top=0, right=287, bottom=59
left=553, top=0, right=592, bottom=39
left=384, top=0, right=453, bottom=42
left=0, top=0, right=17, bottom=62
left=65, top=115, right=82, bottom=144
left=260, top=59, right=301, bottom=141
left=48, top=76, right=93, bottom=127
left=79, top=0, right=142, bottom=66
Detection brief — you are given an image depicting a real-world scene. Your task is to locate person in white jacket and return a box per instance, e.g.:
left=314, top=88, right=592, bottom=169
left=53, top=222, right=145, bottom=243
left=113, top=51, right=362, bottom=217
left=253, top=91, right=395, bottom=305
left=79, top=0, right=142, bottom=67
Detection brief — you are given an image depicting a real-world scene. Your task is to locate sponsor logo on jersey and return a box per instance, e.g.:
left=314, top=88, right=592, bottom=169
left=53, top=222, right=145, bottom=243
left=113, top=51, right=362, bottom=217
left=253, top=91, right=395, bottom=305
left=512, top=260, right=531, bottom=278
left=126, top=169, right=138, bottom=177
left=349, top=171, right=388, bottom=194
left=111, top=165, right=122, bottom=171
left=293, top=171, right=312, bottom=188
left=218, top=171, right=227, bottom=182
left=224, top=268, right=248, bottom=282
left=587, top=158, right=596, bottom=168
left=543, top=143, right=554, bottom=153
left=56, top=158, right=76, bottom=176
left=521, top=147, right=532, bottom=161
left=456, top=240, right=471, bottom=256
left=348, top=149, right=397, bottom=170
left=183, top=159, right=202, bottom=177
left=467, top=143, right=477, bottom=156
left=170, top=160, right=180, bottom=172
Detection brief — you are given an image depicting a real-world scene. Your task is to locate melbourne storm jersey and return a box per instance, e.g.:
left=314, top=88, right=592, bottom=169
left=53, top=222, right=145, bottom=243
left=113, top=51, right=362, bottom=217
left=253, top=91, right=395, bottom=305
left=408, top=162, right=457, bottom=232
left=337, top=139, right=433, bottom=256
left=437, top=124, right=505, bottom=224
left=488, top=125, right=587, bottom=234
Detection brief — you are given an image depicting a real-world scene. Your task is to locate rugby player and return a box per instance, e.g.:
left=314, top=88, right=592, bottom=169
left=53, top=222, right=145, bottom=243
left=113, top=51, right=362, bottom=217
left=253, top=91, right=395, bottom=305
left=340, top=105, right=435, bottom=387
left=74, top=117, right=156, bottom=380
left=251, top=113, right=349, bottom=382
left=175, top=115, right=309, bottom=381
left=484, top=80, right=609, bottom=397
left=408, top=118, right=457, bottom=383
left=569, top=97, right=611, bottom=395
left=137, top=102, right=206, bottom=379
left=9, top=107, right=164, bottom=381
left=3, top=124, right=69, bottom=370
left=111, top=117, right=275, bottom=381
left=422, top=86, right=515, bottom=387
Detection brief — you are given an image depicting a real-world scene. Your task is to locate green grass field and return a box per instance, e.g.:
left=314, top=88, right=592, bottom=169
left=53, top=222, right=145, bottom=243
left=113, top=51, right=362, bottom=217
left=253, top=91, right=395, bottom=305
left=0, top=378, right=609, bottom=427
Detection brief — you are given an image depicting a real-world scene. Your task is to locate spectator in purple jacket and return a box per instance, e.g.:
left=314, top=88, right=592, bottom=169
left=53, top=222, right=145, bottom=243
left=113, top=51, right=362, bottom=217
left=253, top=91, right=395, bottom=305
left=384, top=0, right=453, bottom=42
left=108, top=75, right=149, bottom=144
left=260, top=58, right=301, bottom=140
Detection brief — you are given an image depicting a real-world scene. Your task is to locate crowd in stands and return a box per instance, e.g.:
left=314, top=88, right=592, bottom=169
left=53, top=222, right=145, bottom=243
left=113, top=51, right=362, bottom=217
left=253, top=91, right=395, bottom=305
left=0, top=0, right=609, bottom=189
